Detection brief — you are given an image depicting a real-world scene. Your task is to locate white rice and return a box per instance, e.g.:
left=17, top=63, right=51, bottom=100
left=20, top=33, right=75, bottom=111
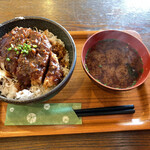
left=0, top=30, right=69, bottom=100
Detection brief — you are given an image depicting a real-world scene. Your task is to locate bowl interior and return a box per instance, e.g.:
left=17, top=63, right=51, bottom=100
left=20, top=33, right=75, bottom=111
left=0, top=17, right=76, bottom=103
left=82, top=30, right=150, bottom=90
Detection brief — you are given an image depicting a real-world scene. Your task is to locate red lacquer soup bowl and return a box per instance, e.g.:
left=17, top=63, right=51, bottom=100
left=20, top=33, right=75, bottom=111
left=81, top=30, right=150, bottom=91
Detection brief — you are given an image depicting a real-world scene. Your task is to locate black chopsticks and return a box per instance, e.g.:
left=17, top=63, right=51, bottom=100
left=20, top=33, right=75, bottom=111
left=74, top=104, right=135, bottom=117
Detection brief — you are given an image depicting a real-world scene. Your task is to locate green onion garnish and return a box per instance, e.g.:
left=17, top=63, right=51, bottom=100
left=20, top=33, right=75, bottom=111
left=18, top=44, right=23, bottom=48
left=18, top=47, right=22, bottom=50
left=85, top=64, right=89, bottom=72
left=25, top=51, right=29, bottom=54
left=21, top=50, right=24, bottom=54
left=6, top=58, right=10, bottom=61
left=16, top=43, right=33, bottom=55
left=14, top=48, right=18, bottom=51
left=16, top=51, right=19, bottom=55
left=27, top=45, right=31, bottom=49
left=96, top=79, right=100, bottom=82
left=11, top=44, right=14, bottom=48
left=7, top=47, right=12, bottom=51
left=131, top=80, right=136, bottom=86
left=32, top=45, right=37, bottom=48
left=23, top=43, right=27, bottom=46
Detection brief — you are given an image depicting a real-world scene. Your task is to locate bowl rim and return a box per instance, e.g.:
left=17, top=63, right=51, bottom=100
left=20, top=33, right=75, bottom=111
left=0, top=16, right=76, bottom=104
left=81, top=29, right=150, bottom=91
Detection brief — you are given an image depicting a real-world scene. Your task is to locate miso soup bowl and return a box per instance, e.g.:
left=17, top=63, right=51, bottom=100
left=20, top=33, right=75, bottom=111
left=81, top=30, right=150, bottom=91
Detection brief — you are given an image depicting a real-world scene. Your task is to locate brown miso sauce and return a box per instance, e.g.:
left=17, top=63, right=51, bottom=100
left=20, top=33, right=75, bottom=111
left=85, top=39, right=143, bottom=89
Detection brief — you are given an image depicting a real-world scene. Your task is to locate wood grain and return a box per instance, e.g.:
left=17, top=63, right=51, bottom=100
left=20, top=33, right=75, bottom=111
left=0, top=0, right=149, bottom=50
left=1, top=131, right=150, bottom=150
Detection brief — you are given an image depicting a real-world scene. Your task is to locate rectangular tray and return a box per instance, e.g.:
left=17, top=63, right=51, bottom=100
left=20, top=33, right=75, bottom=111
left=1, top=31, right=150, bottom=138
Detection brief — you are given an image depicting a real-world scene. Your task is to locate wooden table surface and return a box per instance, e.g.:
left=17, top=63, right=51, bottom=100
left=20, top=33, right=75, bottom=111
left=1, top=0, right=150, bottom=149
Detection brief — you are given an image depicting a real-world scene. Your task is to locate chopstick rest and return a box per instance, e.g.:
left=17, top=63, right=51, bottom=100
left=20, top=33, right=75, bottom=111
left=74, top=105, right=135, bottom=117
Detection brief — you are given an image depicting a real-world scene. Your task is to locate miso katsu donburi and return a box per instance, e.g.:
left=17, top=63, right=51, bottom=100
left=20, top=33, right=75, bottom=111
left=0, top=27, right=69, bottom=99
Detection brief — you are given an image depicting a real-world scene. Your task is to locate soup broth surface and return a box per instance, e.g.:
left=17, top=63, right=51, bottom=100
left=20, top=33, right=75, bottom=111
left=85, top=39, right=143, bottom=88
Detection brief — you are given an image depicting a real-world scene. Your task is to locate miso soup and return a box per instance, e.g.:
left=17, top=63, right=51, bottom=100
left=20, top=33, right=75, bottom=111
left=85, top=39, right=143, bottom=88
